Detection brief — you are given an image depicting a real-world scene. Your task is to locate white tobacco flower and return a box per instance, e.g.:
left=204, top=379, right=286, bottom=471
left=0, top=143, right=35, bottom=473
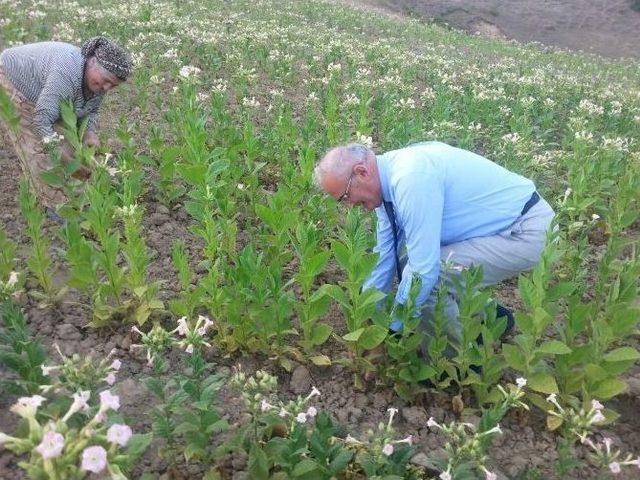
left=609, top=462, right=621, bottom=474
left=591, top=214, right=600, bottom=221
left=41, top=365, right=58, bottom=376
left=482, top=425, right=503, bottom=436
left=591, top=400, right=604, bottom=411
left=278, top=408, right=288, bottom=418
left=295, top=412, right=307, bottom=424
left=344, top=434, right=362, bottom=445
left=179, top=65, right=201, bottom=80
left=98, top=390, right=120, bottom=413
left=242, top=96, right=260, bottom=108
left=305, top=386, right=320, bottom=401
left=105, top=372, right=116, bottom=385
left=6, top=271, right=19, bottom=288
left=382, top=443, right=394, bottom=456
left=482, top=467, right=497, bottom=480
left=185, top=344, right=194, bottom=354
left=110, top=359, right=122, bottom=371
left=306, top=406, right=317, bottom=418
left=591, top=411, right=605, bottom=424
left=35, top=431, right=64, bottom=459
left=11, top=395, right=46, bottom=418
left=63, top=391, right=90, bottom=421
left=440, top=470, right=452, bottom=480
left=516, top=377, right=527, bottom=388
left=395, top=435, right=413, bottom=445
left=260, top=399, right=274, bottom=412
left=175, top=317, right=189, bottom=336
left=81, top=445, right=107, bottom=473
left=546, top=393, right=562, bottom=411
left=107, top=424, right=133, bottom=447
left=427, top=417, right=440, bottom=429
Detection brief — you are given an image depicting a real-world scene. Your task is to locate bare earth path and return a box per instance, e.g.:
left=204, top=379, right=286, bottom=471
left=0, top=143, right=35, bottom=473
left=335, top=0, right=640, bottom=60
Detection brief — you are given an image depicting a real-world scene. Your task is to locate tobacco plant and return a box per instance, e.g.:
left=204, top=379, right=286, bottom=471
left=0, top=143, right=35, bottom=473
left=321, top=209, right=387, bottom=388
left=18, top=180, right=61, bottom=304
left=0, top=300, right=47, bottom=395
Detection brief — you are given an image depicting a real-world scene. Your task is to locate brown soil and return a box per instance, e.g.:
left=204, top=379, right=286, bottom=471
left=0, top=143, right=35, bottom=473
left=336, top=0, right=640, bottom=60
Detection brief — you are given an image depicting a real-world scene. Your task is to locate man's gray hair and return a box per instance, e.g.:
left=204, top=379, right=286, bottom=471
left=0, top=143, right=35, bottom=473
left=313, top=143, right=373, bottom=188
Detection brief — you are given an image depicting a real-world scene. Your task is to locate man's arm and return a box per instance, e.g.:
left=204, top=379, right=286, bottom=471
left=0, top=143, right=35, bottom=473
left=394, top=170, right=445, bottom=310
left=362, top=206, right=398, bottom=295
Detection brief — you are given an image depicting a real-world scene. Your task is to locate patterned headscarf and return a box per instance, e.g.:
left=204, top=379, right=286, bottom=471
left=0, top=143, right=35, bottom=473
left=81, top=36, right=132, bottom=80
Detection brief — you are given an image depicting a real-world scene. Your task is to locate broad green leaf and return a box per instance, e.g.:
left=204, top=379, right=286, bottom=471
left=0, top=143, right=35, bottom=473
left=603, top=347, right=640, bottom=362
left=293, top=459, right=319, bottom=477
left=502, top=343, right=526, bottom=371
left=357, top=325, right=387, bottom=350
left=546, top=415, right=563, bottom=431
left=528, top=372, right=559, bottom=394
left=537, top=340, right=572, bottom=355
left=343, top=328, right=364, bottom=342
left=310, top=355, right=331, bottom=366
left=592, top=378, right=627, bottom=399
left=310, top=323, right=332, bottom=345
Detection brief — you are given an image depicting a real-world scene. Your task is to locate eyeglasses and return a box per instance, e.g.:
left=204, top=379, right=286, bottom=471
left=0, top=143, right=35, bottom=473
left=337, top=174, right=354, bottom=202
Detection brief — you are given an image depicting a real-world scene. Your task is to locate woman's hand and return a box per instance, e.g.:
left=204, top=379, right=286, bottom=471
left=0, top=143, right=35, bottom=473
left=83, top=130, right=100, bottom=148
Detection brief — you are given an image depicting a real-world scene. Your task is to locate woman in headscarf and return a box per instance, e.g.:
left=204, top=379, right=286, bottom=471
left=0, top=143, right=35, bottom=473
left=0, top=36, right=132, bottom=210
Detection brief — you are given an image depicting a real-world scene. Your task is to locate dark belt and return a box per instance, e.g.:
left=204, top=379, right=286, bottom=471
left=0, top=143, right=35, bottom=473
left=521, top=191, right=540, bottom=216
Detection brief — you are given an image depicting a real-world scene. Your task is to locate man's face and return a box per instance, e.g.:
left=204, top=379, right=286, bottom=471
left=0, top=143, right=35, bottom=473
left=323, top=158, right=382, bottom=211
left=85, top=57, right=123, bottom=94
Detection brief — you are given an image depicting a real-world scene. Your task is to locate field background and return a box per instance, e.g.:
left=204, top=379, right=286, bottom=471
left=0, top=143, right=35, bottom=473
left=0, top=0, right=639, bottom=478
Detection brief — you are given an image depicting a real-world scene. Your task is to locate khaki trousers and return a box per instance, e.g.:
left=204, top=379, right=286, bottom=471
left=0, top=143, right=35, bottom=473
left=0, top=66, right=66, bottom=209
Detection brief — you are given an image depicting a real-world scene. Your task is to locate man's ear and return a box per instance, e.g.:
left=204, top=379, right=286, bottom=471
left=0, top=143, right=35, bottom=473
left=353, top=163, right=368, bottom=178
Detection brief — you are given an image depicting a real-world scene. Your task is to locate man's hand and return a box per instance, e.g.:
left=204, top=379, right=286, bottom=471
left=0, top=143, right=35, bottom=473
left=83, top=130, right=100, bottom=148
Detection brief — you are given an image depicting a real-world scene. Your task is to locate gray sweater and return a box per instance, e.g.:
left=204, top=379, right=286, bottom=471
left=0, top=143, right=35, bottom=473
left=0, top=41, right=103, bottom=138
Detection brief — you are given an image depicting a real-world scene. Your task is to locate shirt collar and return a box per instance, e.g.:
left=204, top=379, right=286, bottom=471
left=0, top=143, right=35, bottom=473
left=375, top=153, right=392, bottom=203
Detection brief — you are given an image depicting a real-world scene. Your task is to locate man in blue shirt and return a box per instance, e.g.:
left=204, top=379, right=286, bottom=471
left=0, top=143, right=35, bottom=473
left=314, top=141, right=555, bottom=342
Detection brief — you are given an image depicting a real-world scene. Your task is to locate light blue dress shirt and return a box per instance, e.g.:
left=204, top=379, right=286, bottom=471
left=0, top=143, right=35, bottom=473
left=363, top=141, right=535, bottom=321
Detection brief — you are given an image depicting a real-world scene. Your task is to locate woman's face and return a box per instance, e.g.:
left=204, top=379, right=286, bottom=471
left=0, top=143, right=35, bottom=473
left=84, top=56, right=123, bottom=94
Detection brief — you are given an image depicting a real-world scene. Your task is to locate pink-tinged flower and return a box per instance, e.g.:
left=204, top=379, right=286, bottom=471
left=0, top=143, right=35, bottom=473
left=99, top=390, right=120, bottom=413
left=482, top=466, right=497, bottom=480
left=110, top=359, right=122, bottom=371
left=35, top=431, right=64, bottom=459
left=591, top=399, right=604, bottom=411
left=482, top=425, right=503, bottom=436
left=107, top=424, right=133, bottom=447
left=516, top=377, right=527, bottom=388
left=81, top=445, right=107, bottom=473
left=176, top=317, right=189, bottom=336
left=63, top=391, right=91, bottom=421
left=440, top=470, right=452, bottom=480
left=394, top=435, right=413, bottom=445
left=296, top=412, right=307, bottom=424
left=306, top=386, right=321, bottom=401
left=105, top=372, right=116, bottom=385
left=382, top=443, right=394, bottom=456
left=260, top=399, right=274, bottom=412
left=344, top=434, right=362, bottom=445
left=306, top=406, right=317, bottom=418
left=11, top=395, right=46, bottom=418
left=41, top=365, right=58, bottom=376
left=591, top=411, right=605, bottom=424
left=427, top=417, right=440, bottom=429
left=609, top=462, right=621, bottom=474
